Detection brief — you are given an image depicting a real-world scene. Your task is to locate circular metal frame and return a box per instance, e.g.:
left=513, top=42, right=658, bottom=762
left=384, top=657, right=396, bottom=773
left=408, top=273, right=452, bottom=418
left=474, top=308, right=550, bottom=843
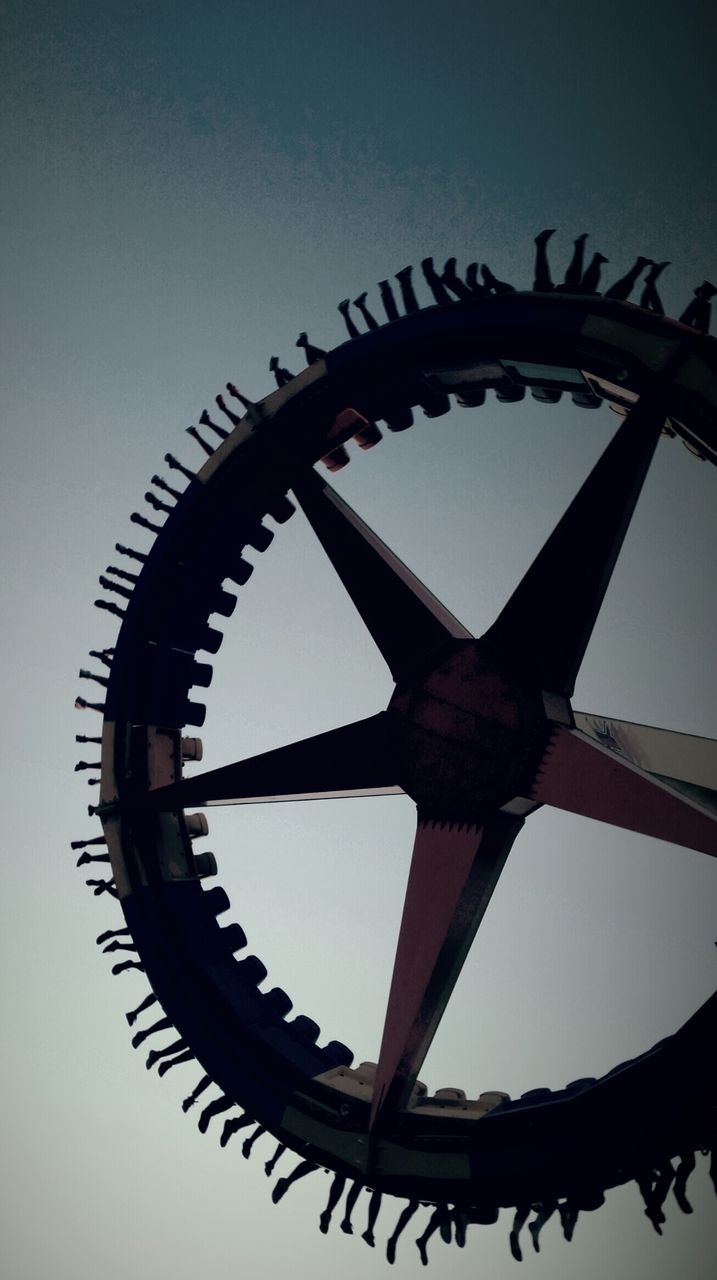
left=81, top=290, right=716, bottom=1240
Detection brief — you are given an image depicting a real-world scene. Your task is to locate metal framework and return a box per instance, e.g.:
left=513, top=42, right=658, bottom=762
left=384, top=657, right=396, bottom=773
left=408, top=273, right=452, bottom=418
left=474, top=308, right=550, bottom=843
left=74, top=248, right=717, bottom=1262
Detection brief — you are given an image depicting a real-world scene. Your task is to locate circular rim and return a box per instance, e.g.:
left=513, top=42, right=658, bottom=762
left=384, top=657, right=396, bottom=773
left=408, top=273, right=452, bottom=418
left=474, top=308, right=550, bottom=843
left=81, top=290, right=717, bottom=1225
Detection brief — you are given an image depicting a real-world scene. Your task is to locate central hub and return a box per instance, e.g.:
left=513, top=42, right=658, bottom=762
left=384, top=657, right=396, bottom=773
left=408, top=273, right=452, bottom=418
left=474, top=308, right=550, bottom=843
left=388, top=640, right=546, bottom=820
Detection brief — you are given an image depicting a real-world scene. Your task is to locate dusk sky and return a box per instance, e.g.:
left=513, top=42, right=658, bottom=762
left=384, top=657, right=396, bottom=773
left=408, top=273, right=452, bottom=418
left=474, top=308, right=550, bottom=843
left=2, top=3, right=716, bottom=1278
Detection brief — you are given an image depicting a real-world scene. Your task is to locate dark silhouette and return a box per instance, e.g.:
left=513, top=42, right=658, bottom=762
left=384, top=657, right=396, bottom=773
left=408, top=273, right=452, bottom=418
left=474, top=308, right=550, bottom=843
left=386, top=1200, right=419, bottom=1264
left=579, top=252, right=608, bottom=294
left=242, top=1124, right=266, bottom=1159
left=92, top=600, right=124, bottom=623
left=186, top=425, right=214, bottom=455
left=362, top=1189, right=382, bottom=1247
left=296, top=332, right=327, bottom=365
left=131, top=1016, right=171, bottom=1048
left=533, top=228, right=556, bottom=291
left=640, top=261, right=670, bottom=314
left=272, top=1159, right=318, bottom=1203
left=558, top=1199, right=579, bottom=1241
left=111, top=959, right=145, bottom=975
left=145, top=1039, right=186, bottom=1068
left=604, top=255, right=653, bottom=301
left=319, top=1173, right=346, bottom=1233
left=557, top=233, right=589, bottom=290
left=98, top=575, right=131, bottom=600
left=215, top=394, right=240, bottom=426
left=115, top=542, right=148, bottom=562
left=102, top=938, right=136, bottom=952
left=395, top=266, right=420, bottom=313
left=416, top=1205, right=450, bottom=1265
left=105, top=565, right=138, bottom=584
left=145, top=492, right=173, bottom=514
left=72, top=833, right=105, bottom=847
left=337, top=299, right=361, bottom=338
left=679, top=280, right=716, bottom=332
left=198, top=1094, right=235, bottom=1133
left=528, top=1200, right=557, bottom=1251
left=464, top=262, right=489, bottom=296
left=86, top=878, right=118, bottom=898
left=269, top=356, right=294, bottom=386
left=76, top=847, right=107, bottom=863
left=151, top=474, right=182, bottom=499
left=225, top=383, right=253, bottom=411
left=97, top=927, right=129, bottom=944
left=75, top=759, right=101, bottom=771
left=639, top=1163, right=675, bottom=1234
left=74, top=736, right=103, bottom=747
left=673, top=1150, right=696, bottom=1213
left=125, top=993, right=158, bottom=1026
left=509, top=1204, right=531, bottom=1260
left=353, top=292, right=379, bottom=330
left=130, top=511, right=162, bottom=534
left=220, top=1112, right=254, bottom=1147
left=440, top=257, right=474, bottom=301
left=340, top=1180, right=362, bottom=1234
left=199, top=409, right=229, bottom=439
left=182, top=1075, right=211, bottom=1112
left=264, top=1142, right=286, bottom=1176
left=421, top=256, right=454, bottom=305
left=378, top=279, right=400, bottom=322
left=157, top=1049, right=194, bottom=1076
left=481, top=264, right=515, bottom=293
left=164, top=453, right=195, bottom=481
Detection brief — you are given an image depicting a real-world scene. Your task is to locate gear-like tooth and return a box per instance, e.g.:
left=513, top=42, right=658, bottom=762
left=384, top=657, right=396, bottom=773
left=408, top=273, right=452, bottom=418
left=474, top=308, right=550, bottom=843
left=130, top=511, right=162, bottom=534
left=216, top=393, right=241, bottom=425
left=164, top=453, right=195, bottom=481
left=145, top=491, right=173, bottom=514
left=199, top=408, right=229, bottom=439
left=115, top=542, right=147, bottom=562
left=151, top=474, right=182, bottom=499
left=79, top=667, right=109, bottom=686
left=104, top=564, right=138, bottom=584
left=76, top=692, right=107, bottom=709
left=94, top=598, right=125, bottom=619
left=186, top=425, right=214, bottom=455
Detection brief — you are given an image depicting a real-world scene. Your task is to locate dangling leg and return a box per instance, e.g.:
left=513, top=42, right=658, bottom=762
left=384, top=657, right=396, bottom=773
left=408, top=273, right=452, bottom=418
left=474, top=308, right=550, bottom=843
left=264, top=1142, right=286, bottom=1177
left=416, top=1207, right=442, bottom=1266
left=242, top=1124, right=266, bottom=1159
left=386, top=1200, right=419, bottom=1264
left=533, top=228, right=556, bottom=291
left=272, top=1159, right=318, bottom=1204
left=182, top=1074, right=211, bottom=1112
left=340, top=1180, right=362, bottom=1234
left=362, top=1189, right=382, bottom=1247
left=319, top=1173, right=346, bottom=1234
left=510, top=1204, right=531, bottom=1260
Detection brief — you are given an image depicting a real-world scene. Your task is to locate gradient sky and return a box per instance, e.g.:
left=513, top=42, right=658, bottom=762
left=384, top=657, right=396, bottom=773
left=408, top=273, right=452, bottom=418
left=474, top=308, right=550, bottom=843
left=2, top=3, right=716, bottom=1278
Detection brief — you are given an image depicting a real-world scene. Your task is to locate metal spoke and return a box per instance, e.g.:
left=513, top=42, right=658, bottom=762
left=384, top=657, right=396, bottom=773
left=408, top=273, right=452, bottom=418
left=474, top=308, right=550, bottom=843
left=531, top=725, right=717, bottom=856
left=369, top=811, right=524, bottom=1132
left=147, top=713, right=401, bottom=809
left=573, top=711, right=717, bottom=817
left=481, top=394, right=666, bottom=696
left=293, top=468, right=472, bottom=682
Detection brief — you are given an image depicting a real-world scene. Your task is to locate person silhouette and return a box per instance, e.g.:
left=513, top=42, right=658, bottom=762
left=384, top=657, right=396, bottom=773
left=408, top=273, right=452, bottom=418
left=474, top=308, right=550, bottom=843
left=528, top=1200, right=557, bottom=1251
left=556, top=233, right=588, bottom=291
left=533, top=228, right=556, bottom=291
left=579, top=252, right=608, bottom=294
left=220, top=1111, right=254, bottom=1147
left=296, top=332, right=327, bottom=365
left=264, top=1142, right=286, bottom=1176
left=319, top=1173, right=346, bottom=1234
left=125, top=993, right=158, bottom=1026
left=198, top=1094, right=235, bottom=1133
left=679, top=280, right=716, bottom=332
left=416, top=1205, right=451, bottom=1265
left=604, top=255, right=653, bottom=301
left=242, top=1124, right=266, bottom=1159
left=339, top=1179, right=362, bottom=1234
left=378, top=279, right=400, bottom=322
left=271, top=1159, right=318, bottom=1203
left=269, top=356, right=294, bottom=387
left=386, top=1200, right=419, bottom=1263
left=337, top=299, right=361, bottom=338
left=673, top=1150, right=696, bottom=1213
left=361, top=1189, right=382, bottom=1247
left=640, top=261, right=670, bottom=314
left=182, top=1074, right=211, bottom=1111
left=481, top=264, right=515, bottom=293
left=353, top=292, right=379, bottom=330
left=395, top=266, right=420, bottom=313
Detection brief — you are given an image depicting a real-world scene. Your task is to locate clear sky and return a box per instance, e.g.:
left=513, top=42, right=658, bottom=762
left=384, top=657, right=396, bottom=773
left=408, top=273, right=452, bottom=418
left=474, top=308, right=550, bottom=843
left=1, top=2, right=716, bottom=1278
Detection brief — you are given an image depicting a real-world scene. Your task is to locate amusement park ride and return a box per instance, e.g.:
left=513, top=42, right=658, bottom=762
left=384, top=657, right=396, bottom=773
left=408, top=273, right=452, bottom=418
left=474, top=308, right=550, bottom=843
left=74, top=234, right=716, bottom=1263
